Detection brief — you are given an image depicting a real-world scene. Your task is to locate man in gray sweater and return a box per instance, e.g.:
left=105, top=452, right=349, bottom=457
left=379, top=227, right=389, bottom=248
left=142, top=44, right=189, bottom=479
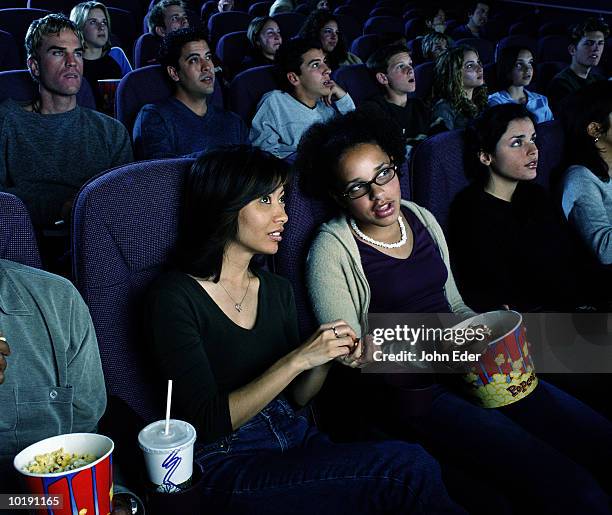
left=0, top=14, right=133, bottom=228
left=250, top=38, right=355, bottom=159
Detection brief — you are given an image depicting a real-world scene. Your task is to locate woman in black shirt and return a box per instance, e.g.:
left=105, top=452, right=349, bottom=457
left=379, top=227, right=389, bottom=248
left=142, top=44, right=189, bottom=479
left=144, top=146, right=464, bottom=514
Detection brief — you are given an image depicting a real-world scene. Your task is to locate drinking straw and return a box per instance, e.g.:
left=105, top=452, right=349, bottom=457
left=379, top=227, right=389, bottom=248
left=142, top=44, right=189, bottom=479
left=165, top=380, right=173, bottom=435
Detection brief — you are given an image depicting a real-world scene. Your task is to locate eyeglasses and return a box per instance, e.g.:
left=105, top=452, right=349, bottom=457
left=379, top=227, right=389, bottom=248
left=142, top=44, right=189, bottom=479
left=342, top=165, right=397, bottom=199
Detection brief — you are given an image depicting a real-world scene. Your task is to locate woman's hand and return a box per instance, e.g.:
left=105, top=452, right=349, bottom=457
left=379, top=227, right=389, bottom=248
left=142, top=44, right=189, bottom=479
left=294, top=320, right=357, bottom=371
left=336, top=334, right=375, bottom=368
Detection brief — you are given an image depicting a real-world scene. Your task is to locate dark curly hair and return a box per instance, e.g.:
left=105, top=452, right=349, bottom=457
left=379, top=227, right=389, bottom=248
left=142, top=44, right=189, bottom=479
left=297, top=9, right=348, bottom=70
left=295, top=110, right=406, bottom=201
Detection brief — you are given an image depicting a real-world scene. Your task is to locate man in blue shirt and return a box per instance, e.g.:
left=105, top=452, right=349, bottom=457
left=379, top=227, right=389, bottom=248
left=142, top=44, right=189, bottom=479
left=133, top=28, right=248, bottom=159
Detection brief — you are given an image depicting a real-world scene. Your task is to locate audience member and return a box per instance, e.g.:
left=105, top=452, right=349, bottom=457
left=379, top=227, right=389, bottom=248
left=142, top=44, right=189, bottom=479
left=148, top=0, right=189, bottom=37
left=451, top=1, right=490, bottom=40
left=561, top=81, right=612, bottom=267
left=70, top=2, right=132, bottom=112
left=449, top=104, right=579, bottom=312
left=423, top=5, right=448, bottom=34
left=0, top=14, right=132, bottom=228
left=298, top=10, right=361, bottom=70
left=433, top=45, right=488, bottom=130
left=217, top=0, right=234, bottom=12
left=421, top=31, right=452, bottom=61
left=241, top=16, right=282, bottom=71
left=250, top=38, right=354, bottom=159
left=134, top=28, right=247, bottom=160
left=298, top=109, right=612, bottom=515
left=269, top=0, right=295, bottom=16
left=306, top=0, right=331, bottom=11
left=144, top=146, right=466, bottom=515
left=488, top=46, right=553, bottom=123
left=0, top=258, right=106, bottom=493
left=547, top=17, right=609, bottom=115
left=361, top=45, right=432, bottom=155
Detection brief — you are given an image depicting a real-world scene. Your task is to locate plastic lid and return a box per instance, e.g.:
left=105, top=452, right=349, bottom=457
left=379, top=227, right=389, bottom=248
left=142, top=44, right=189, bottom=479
left=138, top=419, right=196, bottom=454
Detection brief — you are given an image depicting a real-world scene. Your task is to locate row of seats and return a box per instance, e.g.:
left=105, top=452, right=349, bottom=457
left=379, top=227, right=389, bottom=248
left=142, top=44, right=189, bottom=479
left=0, top=117, right=565, bottom=423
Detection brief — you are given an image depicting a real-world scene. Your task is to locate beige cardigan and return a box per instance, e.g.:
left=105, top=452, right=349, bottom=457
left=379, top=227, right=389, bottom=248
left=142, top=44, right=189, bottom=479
left=306, top=200, right=475, bottom=337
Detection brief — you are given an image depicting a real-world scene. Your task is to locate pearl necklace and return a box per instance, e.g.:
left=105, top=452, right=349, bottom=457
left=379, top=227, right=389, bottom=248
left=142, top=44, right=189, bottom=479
left=350, top=216, right=407, bottom=249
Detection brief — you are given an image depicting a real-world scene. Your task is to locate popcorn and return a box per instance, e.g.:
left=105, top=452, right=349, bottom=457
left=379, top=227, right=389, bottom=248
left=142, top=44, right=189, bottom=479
left=23, top=448, right=97, bottom=474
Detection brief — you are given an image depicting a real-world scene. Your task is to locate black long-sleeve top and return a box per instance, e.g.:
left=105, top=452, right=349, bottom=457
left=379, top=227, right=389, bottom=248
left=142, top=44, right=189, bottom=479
left=144, top=268, right=300, bottom=443
left=448, top=181, right=580, bottom=312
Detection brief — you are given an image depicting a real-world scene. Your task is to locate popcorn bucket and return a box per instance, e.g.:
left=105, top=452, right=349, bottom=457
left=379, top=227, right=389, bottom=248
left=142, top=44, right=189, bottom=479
left=454, top=310, right=538, bottom=408
left=13, top=433, right=114, bottom=515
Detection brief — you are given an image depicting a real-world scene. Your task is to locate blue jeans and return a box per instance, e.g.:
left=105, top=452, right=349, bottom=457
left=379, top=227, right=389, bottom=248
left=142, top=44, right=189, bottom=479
left=406, top=380, right=612, bottom=515
left=195, top=398, right=467, bottom=514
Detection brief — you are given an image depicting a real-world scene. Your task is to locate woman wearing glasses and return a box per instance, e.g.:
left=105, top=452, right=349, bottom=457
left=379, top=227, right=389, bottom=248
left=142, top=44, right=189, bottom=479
left=70, top=2, right=132, bottom=112
left=298, top=10, right=361, bottom=70
left=241, top=17, right=282, bottom=72
left=433, top=45, right=488, bottom=130
left=298, top=110, right=612, bottom=515
left=144, top=145, right=466, bottom=515
left=488, top=46, right=553, bottom=123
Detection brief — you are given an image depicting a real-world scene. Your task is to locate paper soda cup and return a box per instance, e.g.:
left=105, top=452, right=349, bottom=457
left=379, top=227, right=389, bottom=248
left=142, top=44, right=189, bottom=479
left=13, top=432, right=114, bottom=515
left=453, top=310, right=538, bottom=408
left=138, top=419, right=196, bottom=493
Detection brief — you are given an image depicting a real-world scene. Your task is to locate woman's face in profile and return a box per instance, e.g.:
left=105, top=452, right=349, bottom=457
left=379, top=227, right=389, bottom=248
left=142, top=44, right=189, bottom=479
left=510, top=49, right=534, bottom=88
left=320, top=21, right=339, bottom=53
left=235, top=184, right=288, bottom=256
left=482, top=117, right=538, bottom=182
left=462, top=50, right=484, bottom=89
left=335, top=143, right=401, bottom=232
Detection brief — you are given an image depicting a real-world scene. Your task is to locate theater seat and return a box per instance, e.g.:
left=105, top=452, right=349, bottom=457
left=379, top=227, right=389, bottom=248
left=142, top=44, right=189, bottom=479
left=363, top=15, right=403, bottom=36
left=0, top=8, right=50, bottom=63
left=228, top=64, right=280, bottom=124
left=72, top=158, right=195, bottom=424
left=216, top=30, right=249, bottom=80
left=350, top=34, right=380, bottom=63
left=455, top=37, right=495, bottom=64
left=273, top=11, right=306, bottom=39
left=0, top=69, right=96, bottom=108
left=133, top=32, right=160, bottom=68
left=0, top=192, right=42, bottom=269
left=207, top=11, right=252, bottom=49
left=0, top=30, right=20, bottom=71
left=331, top=63, right=379, bottom=107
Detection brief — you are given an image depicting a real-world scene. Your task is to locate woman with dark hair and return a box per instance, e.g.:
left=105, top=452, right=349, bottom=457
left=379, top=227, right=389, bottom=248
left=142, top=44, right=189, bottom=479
left=488, top=46, right=553, bottom=123
left=297, top=10, right=361, bottom=70
left=298, top=110, right=612, bottom=515
left=433, top=45, right=488, bottom=130
left=561, top=81, right=612, bottom=266
left=241, top=16, right=282, bottom=71
left=449, top=103, right=579, bottom=312
left=144, top=146, right=466, bottom=514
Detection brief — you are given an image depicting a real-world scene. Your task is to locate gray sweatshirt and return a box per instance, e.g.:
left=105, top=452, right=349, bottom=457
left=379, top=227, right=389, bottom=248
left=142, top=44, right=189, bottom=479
left=0, top=99, right=133, bottom=227
left=250, top=90, right=355, bottom=159
left=562, top=164, right=612, bottom=265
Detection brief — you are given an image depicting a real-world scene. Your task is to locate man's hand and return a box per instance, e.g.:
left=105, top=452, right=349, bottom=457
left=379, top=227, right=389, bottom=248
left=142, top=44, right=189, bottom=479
left=323, top=80, right=347, bottom=106
left=0, top=332, right=11, bottom=384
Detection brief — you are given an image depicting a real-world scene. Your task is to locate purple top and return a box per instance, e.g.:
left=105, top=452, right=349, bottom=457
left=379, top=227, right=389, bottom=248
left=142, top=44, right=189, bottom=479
left=356, top=207, right=450, bottom=314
